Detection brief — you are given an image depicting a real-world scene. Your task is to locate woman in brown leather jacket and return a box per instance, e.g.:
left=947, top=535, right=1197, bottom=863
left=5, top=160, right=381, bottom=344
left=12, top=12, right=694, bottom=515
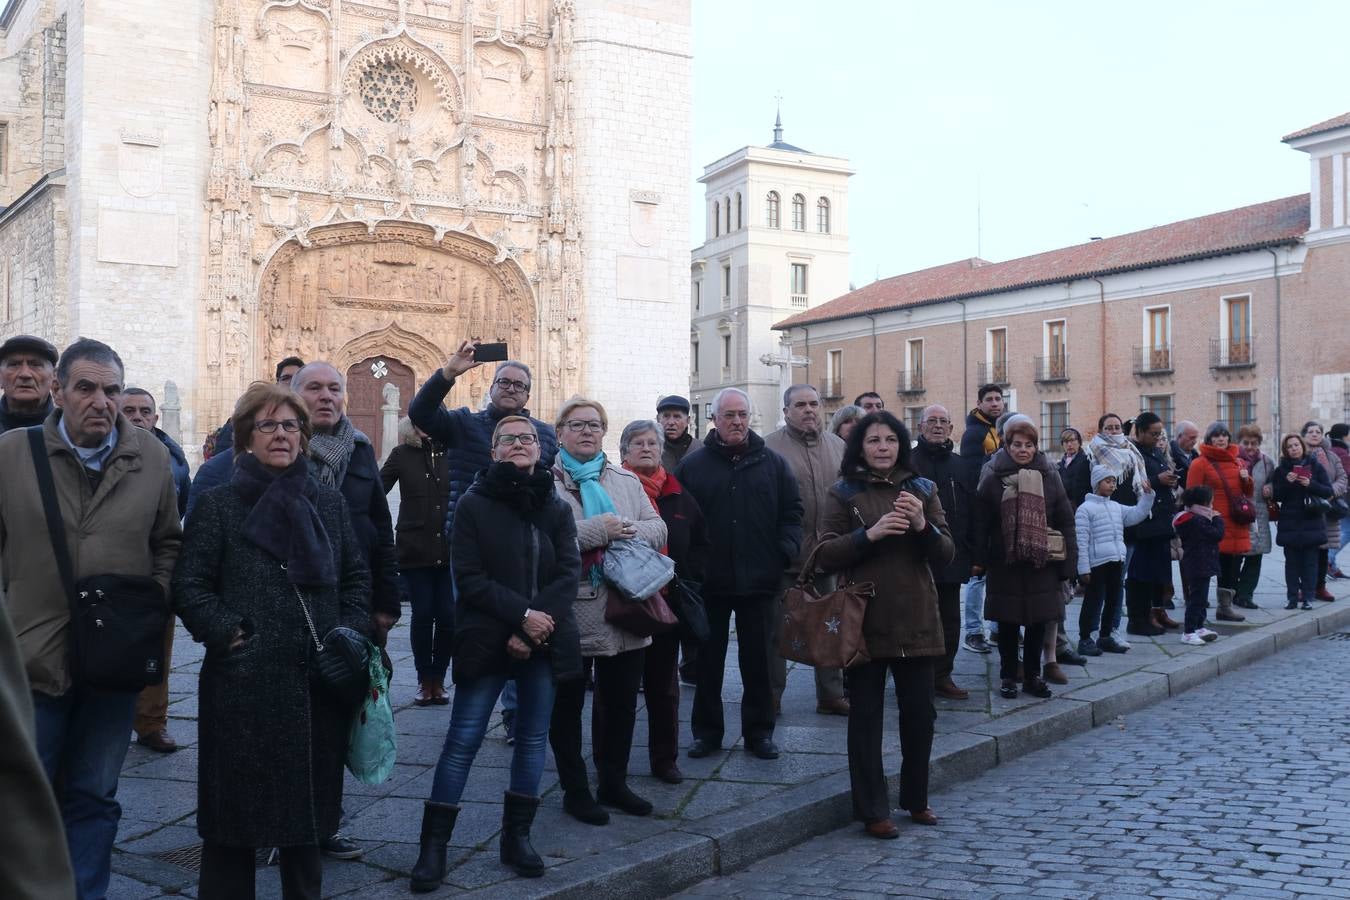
left=816, top=411, right=954, bottom=839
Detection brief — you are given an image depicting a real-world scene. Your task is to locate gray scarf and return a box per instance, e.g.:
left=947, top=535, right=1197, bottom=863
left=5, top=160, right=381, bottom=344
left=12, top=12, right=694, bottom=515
left=309, top=416, right=359, bottom=489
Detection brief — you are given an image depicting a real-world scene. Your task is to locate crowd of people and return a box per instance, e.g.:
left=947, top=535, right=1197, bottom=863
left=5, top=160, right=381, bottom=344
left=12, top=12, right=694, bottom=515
left=1, top=331, right=1347, bottom=899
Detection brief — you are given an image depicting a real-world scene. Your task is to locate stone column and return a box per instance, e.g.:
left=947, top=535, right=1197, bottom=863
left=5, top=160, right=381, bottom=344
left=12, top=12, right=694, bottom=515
left=380, top=382, right=400, bottom=463
left=161, top=380, right=182, bottom=443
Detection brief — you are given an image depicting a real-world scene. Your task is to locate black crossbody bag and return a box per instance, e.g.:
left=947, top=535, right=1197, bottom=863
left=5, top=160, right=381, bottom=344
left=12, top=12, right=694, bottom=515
left=27, top=427, right=169, bottom=692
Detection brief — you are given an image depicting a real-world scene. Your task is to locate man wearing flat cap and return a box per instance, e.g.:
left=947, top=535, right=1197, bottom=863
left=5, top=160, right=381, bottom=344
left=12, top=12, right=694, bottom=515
left=658, top=395, right=695, bottom=472
left=0, top=334, right=58, bottom=435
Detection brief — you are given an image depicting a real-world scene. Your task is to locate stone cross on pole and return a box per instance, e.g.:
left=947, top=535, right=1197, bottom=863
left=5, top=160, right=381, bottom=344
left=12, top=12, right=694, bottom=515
left=760, top=343, right=811, bottom=413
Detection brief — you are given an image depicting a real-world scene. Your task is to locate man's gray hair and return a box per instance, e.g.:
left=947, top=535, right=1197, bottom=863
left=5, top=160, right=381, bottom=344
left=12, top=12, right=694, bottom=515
left=829, top=404, right=862, bottom=436
left=56, top=337, right=124, bottom=385
left=494, top=360, right=532, bottom=387
left=782, top=383, right=819, bottom=408
left=1175, top=420, right=1199, bottom=436
left=711, top=387, right=751, bottom=416
left=292, top=360, right=345, bottom=390
left=619, top=419, right=664, bottom=458
left=920, top=403, right=950, bottom=421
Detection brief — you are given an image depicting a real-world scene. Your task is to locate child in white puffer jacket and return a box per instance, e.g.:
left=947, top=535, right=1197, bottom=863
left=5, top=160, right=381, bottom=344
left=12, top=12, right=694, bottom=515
left=1075, top=465, right=1154, bottom=656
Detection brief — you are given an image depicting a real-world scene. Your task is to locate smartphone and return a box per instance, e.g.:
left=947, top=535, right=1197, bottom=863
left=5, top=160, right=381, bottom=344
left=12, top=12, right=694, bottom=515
left=474, top=342, right=508, bottom=362
left=1294, top=465, right=1312, bottom=479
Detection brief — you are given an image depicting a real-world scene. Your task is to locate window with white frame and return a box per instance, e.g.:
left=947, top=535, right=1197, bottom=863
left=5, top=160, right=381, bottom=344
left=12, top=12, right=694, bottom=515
left=766, top=191, right=780, bottom=228
left=1043, top=319, right=1067, bottom=380
left=790, top=263, right=808, bottom=308
left=692, top=278, right=700, bottom=312
left=1218, top=390, right=1256, bottom=431
left=724, top=195, right=732, bottom=235
left=691, top=337, right=699, bottom=377
left=1142, top=306, right=1171, bottom=372
left=721, top=333, right=732, bottom=375
left=735, top=192, right=743, bottom=230
left=721, top=263, right=731, bottom=307
left=817, top=197, right=830, bottom=234
left=791, top=193, right=806, bottom=231
left=825, top=349, right=843, bottom=398
left=1041, top=401, right=1070, bottom=451
left=1140, top=394, right=1175, bottom=436
left=1221, top=294, right=1252, bottom=365
left=712, top=201, right=720, bottom=238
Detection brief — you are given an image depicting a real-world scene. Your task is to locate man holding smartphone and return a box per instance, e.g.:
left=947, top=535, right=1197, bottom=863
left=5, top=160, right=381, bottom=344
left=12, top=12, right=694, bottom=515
left=408, top=340, right=560, bottom=742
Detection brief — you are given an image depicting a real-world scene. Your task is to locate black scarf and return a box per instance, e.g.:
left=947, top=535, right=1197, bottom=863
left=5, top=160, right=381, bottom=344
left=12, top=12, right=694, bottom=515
left=232, top=452, right=337, bottom=587
left=916, top=435, right=953, bottom=461
left=0, top=396, right=53, bottom=432
left=706, top=429, right=753, bottom=464
left=474, top=460, right=556, bottom=513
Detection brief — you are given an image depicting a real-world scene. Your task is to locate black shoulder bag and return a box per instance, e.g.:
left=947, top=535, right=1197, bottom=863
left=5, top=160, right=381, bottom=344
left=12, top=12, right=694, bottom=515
left=28, top=427, right=169, bottom=692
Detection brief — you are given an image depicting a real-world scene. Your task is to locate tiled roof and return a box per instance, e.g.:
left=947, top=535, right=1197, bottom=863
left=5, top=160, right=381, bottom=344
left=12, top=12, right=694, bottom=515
left=1283, top=112, right=1350, bottom=142
left=775, top=194, right=1309, bottom=330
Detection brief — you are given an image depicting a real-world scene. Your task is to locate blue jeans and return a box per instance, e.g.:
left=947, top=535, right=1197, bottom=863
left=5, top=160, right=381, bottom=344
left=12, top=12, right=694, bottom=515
left=402, top=567, right=454, bottom=682
left=429, top=656, right=555, bottom=804
left=962, top=576, right=986, bottom=637
left=33, top=687, right=137, bottom=900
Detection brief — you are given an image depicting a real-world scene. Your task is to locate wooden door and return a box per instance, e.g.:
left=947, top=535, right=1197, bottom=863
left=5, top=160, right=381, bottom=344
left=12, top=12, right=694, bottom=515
left=346, top=356, right=414, bottom=459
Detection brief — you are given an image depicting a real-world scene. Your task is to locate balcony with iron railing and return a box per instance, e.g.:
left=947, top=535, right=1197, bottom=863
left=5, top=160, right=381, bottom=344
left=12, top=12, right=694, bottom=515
left=1210, top=338, right=1255, bottom=369
left=1034, top=353, right=1069, bottom=383
left=976, top=360, right=1010, bottom=387
left=822, top=378, right=843, bottom=400
left=1133, top=344, right=1173, bottom=376
left=896, top=369, right=925, bottom=395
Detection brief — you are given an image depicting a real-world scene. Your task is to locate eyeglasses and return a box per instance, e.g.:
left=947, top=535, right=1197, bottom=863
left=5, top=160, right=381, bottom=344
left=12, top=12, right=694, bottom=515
left=923, top=418, right=951, bottom=426
left=256, top=418, right=301, bottom=434
left=564, top=420, right=604, bottom=433
left=493, top=378, right=530, bottom=393
left=496, top=433, right=539, bottom=446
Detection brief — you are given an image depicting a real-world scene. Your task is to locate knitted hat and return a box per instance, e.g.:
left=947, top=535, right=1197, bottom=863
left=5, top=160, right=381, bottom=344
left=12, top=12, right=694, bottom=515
left=1090, top=464, right=1117, bottom=489
left=1001, top=413, right=1038, bottom=444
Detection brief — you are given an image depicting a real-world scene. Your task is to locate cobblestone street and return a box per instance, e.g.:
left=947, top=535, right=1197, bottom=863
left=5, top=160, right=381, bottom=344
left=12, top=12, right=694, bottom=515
left=675, top=631, right=1350, bottom=900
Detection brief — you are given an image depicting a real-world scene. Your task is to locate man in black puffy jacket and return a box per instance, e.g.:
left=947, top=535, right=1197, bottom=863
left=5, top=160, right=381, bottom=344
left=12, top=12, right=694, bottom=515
left=677, top=388, right=802, bottom=761
left=910, top=404, right=976, bottom=700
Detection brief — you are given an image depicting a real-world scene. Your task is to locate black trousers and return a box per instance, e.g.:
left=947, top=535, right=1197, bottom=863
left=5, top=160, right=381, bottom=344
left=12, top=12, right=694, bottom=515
left=997, top=621, right=1048, bottom=682
left=847, top=657, right=936, bottom=823
left=1218, top=553, right=1243, bottom=593
left=1079, top=561, right=1124, bottom=641
left=199, top=843, right=320, bottom=900
left=691, top=591, right=776, bottom=745
left=934, top=583, right=961, bottom=681
left=552, top=649, right=645, bottom=791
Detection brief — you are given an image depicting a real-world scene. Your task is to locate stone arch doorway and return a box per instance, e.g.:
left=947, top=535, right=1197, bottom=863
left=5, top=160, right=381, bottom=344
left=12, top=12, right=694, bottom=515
left=347, top=355, right=414, bottom=459
left=255, top=221, right=540, bottom=421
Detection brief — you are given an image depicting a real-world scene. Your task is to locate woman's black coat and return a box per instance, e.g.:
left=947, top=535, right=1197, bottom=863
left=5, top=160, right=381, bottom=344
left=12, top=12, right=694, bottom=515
left=1057, top=451, right=1092, bottom=509
left=1272, top=458, right=1334, bottom=547
left=172, top=480, right=371, bottom=848
left=380, top=437, right=451, bottom=570
left=450, top=462, right=582, bottom=684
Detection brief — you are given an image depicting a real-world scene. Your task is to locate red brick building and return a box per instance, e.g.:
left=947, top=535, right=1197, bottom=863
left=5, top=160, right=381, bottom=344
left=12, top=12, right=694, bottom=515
left=774, top=114, right=1350, bottom=449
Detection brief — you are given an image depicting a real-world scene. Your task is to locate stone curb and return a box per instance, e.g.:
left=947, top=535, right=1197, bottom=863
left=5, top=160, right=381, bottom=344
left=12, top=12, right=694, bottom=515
left=461, top=600, right=1350, bottom=898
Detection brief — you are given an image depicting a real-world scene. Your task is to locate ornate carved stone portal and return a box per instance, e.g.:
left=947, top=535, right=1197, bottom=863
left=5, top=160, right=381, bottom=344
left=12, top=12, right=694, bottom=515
left=200, top=0, right=581, bottom=429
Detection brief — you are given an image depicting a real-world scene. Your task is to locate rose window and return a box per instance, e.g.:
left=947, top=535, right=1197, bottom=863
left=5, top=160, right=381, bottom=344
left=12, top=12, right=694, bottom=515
left=359, top=60, right=418, bottom=123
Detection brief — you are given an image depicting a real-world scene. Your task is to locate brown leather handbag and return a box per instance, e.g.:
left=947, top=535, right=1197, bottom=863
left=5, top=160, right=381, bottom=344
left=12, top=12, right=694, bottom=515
left=778, top=539, right=874, bottom=670
left=604, top=589, right=678, bottom=638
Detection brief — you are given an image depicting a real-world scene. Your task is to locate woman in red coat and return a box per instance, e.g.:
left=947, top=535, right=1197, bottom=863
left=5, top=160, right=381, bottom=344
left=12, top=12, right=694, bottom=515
left=1184, top=422, right=1253, bottom=623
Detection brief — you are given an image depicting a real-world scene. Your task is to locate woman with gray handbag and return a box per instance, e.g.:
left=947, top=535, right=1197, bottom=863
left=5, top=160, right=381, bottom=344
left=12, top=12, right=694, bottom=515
left=173, top=382, right=372, bottom=900
left=550, top=398, right=667, bottom=824
left=815, top=411, right=954, bottom=839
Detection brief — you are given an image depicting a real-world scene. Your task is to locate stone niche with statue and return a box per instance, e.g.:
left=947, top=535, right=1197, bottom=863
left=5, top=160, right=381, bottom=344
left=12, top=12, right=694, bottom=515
left=201, top=0, right=582, bottom=431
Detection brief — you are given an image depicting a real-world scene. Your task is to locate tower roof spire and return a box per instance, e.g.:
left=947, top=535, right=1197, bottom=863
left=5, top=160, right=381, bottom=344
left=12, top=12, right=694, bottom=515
left=773, top=93, right=783, bottom=143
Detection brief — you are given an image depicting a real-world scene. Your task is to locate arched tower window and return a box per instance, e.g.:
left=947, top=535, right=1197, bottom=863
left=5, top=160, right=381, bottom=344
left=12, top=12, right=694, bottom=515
left=735, top=192, right=743, bottom=230
left=817, top=197, right=831, bottom=234
left=724, top=195, right=732, bottom=234
left=791, top=193, right=806, bottom=231
left=713, top=200, right=720, bottom=237
left=766, top=191, right=780, bottom=229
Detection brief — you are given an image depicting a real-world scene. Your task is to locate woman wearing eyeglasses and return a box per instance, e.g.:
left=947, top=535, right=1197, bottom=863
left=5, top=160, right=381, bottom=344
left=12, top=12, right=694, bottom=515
left=410, top=415, right=581, bottom=891
left=173, top=383, right=372, bottom=899
left=549, top=398, right=668, bottom=825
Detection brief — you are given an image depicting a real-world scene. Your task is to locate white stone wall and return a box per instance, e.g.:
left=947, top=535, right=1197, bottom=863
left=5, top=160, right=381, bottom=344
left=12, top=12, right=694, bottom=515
left=570, top=0, right=692, bottom=443
left=64, top=0, right=213, bottom=434
left=0, top=179, right=67, bottom=339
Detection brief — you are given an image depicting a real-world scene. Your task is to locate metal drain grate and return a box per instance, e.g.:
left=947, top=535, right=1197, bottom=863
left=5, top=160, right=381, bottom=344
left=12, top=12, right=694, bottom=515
left=153, top=843, right=273, bottom=872
left=1324, top=632, right=1350, bottom=641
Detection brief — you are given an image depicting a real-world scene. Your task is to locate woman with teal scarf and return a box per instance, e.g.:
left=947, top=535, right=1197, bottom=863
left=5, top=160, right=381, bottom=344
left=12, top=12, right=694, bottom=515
left=548, top=398, right=668, bottom=825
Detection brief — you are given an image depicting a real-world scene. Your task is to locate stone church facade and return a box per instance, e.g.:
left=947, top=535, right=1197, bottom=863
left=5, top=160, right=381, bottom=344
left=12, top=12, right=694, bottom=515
left=0, top=0, right=691, bottom=455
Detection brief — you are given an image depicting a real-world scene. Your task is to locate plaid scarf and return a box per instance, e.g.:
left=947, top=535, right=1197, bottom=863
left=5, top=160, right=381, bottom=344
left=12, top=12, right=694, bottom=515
left=308, top=416, right=358, bottom=489
left=1001, top=467, right=1049, bottom=566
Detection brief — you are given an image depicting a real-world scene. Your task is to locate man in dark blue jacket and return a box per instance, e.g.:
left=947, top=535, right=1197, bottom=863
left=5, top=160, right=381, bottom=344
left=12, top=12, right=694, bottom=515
left=407, top=339, right=559, bottom=538
left=677, top=388, right=802, bottom=761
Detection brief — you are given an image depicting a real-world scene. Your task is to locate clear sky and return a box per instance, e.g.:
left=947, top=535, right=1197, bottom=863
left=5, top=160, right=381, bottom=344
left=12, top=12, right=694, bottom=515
left=690, top=0, right=1350, bottom=292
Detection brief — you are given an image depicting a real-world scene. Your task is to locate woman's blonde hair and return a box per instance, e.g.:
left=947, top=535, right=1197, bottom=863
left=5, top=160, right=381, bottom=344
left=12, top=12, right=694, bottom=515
left=232, top=382, right=312, bottom=454
left=555, top=396, right=608, bottom=432
left=491, top=415, right=538, bottom=447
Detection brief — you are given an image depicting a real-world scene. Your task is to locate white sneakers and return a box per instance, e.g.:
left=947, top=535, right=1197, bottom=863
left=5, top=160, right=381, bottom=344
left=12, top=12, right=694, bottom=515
left=1181, top=629, right=1219, bottom=646
left=1197, top=628, right=1218, bottom=642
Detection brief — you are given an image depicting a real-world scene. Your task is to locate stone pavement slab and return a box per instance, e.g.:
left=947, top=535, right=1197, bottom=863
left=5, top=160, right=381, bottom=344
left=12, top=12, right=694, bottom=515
left=106, top=547, right=1350, bottom=897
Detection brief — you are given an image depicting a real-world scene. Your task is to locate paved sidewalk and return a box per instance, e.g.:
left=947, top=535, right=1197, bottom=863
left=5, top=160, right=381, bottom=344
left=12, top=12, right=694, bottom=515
left=106, top=547, right=1350, bottom=898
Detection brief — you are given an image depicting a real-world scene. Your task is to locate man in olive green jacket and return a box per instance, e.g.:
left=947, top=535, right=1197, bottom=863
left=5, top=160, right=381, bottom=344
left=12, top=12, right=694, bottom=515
left=763, top=384, right=848, bottom=716
left=0, top=338, right=181, bottom=900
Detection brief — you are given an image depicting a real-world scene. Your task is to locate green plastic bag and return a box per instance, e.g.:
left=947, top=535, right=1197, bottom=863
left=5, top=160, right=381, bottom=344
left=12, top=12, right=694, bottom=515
left=347, top=640, right=397, bottom=785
